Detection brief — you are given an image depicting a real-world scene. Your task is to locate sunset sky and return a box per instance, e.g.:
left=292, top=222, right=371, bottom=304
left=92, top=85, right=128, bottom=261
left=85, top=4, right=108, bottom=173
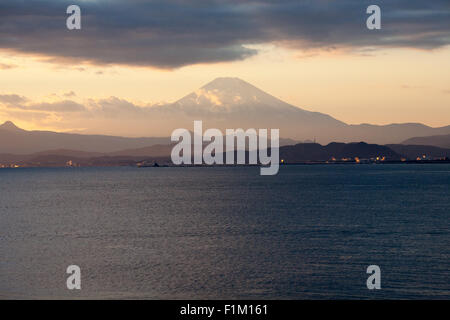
left=0, top=0, right=449, bottom=134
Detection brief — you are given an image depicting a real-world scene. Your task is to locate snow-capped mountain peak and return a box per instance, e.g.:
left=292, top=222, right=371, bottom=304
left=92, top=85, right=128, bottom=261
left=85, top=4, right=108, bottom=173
left=174, top=77, right=298, bottom=112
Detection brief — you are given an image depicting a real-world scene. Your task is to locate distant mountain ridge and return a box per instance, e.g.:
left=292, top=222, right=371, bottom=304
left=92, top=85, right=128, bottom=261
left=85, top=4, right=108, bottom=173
left=280, top=142, right=401, bottom=162
left=163, top=78, right=450, bottom=144
left=0, top=121, right=298, bottom=154
left=387, top=144, right=450, bottom=159
left=0, top=121, right=169, bottom=154
left=402, top=134, right=450, bottom=149
left=2, top=140, right=450, bottom=168
left=0, top=121, right=25, bottom=132
left=1, top=77, right=450, bottom=153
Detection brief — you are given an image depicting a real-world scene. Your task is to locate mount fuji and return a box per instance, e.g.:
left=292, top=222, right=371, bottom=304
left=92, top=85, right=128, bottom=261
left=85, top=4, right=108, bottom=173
left=162, top=77, right=450, bottom=144
left=1, top=77, right=450, bottom=154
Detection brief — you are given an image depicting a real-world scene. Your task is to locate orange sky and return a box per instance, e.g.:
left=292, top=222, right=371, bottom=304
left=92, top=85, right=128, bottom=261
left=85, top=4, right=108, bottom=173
left=1, top=44, right=449, bottom=132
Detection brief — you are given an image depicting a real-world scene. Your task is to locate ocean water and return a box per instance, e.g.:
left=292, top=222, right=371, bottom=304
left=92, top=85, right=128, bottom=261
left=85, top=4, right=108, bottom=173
left=0, top=164, right=449, bottom=299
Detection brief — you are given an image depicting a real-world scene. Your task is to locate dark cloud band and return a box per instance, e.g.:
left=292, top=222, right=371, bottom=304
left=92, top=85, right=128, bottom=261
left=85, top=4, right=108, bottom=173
left=0, top=0, right=449, bottom=68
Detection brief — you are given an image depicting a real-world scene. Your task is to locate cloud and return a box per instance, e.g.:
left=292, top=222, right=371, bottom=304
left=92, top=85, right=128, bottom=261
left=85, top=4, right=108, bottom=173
left=0, top=0, right=448, bottom=68
left=0, top=93, right=155, bottom=123
left=88, top=97, right=149, bottom=118
left=0, top=63, right=17, bottom=70
left=0, top=94, right=86, bottom=113
left=63, top=91, right=76, bottom=97
left=0, top=94, right=28, bottom=105
left=0, top=93, right=180, bottom=136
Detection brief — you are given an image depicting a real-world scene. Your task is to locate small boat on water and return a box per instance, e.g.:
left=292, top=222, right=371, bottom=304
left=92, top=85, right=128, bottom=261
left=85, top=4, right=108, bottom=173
left=137, top=162, right=160, bottom=168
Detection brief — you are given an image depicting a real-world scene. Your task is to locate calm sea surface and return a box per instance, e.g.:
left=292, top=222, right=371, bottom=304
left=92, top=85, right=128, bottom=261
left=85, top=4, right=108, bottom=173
left=0, top=164, right=449, bottom=299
